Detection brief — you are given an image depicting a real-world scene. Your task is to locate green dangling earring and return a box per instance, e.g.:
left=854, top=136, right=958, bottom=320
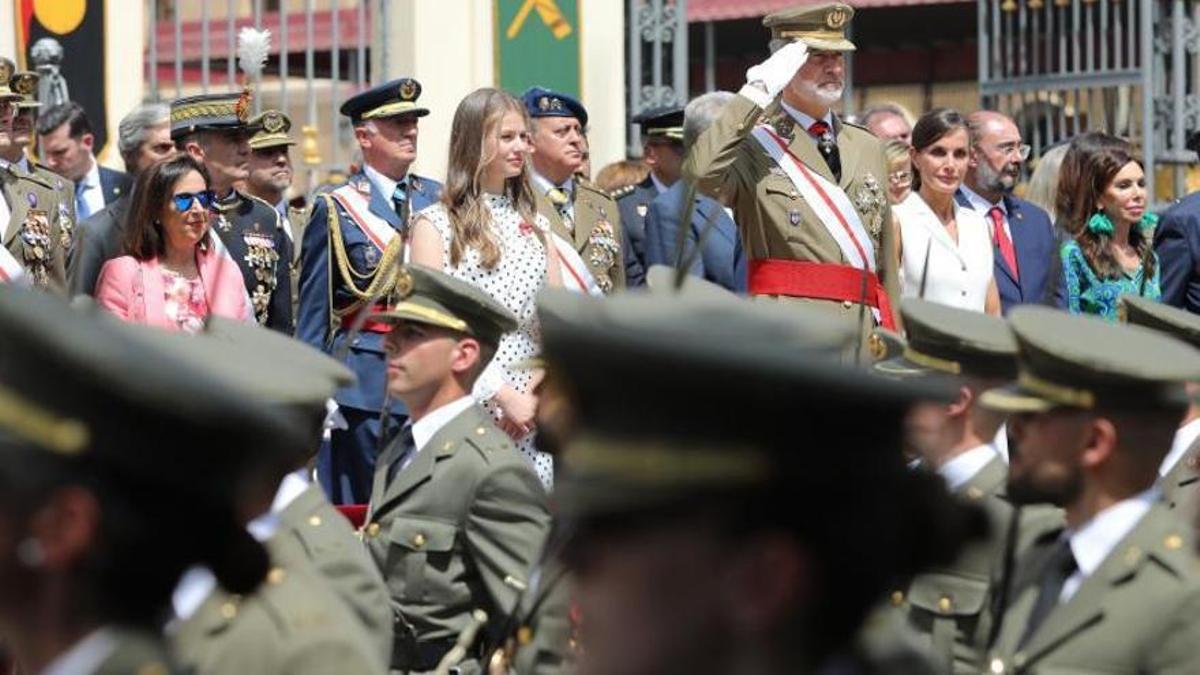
left=1139, top=212, right=1159, bottom=232
left=1087, top=210, right=1115, bottom=236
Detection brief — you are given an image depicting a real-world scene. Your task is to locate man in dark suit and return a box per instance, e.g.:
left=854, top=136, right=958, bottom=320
left=958, top=111, right=1056, bottom=314
left=36, top=101, right=131, bottom=219
left=297, top=78, right=442, bottom=505
left=614, top=106, right=685, bottom=287
left=68, top=103, right=175, bottom=296
left=1155, top=134, right=1200, bottom=313
left=644, top=92, right=745, bottom=292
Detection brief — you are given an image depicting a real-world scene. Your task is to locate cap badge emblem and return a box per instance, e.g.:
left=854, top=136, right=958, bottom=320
left=826, top=7, right=849, bottom=29
left=0, top=60, right=11, bottom=86
left=235, top=88, right=252, bottom=123
left=538, top=96, right=550, bottom=111
left=262, top=111, right=285, bottom=133
left=399, top=79, right=417, bottom=101
left=394, top=267, right=414, bottom=298
left=13, top=74, right=35, bottom=97
left=868, top=333, right=886, bottom=361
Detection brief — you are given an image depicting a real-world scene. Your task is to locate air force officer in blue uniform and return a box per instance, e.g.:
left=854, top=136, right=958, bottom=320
left=297, top=78, right=442, bottom=504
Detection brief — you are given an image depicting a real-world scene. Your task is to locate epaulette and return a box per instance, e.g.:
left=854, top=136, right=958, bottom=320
left=464, top=422, right=511, bottom=464
left=609, top=183, right=636, bottom=200
left=0, top=160, right=53, bottom=189
left=31, top=163, right=72, bottom=194
left=577, top=180, right=616, bottom=203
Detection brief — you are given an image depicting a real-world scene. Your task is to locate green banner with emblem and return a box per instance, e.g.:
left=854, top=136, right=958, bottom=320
left=495, top=0, right=581, bottom=96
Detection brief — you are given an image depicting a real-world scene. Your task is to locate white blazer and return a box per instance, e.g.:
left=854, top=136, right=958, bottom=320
left=895, top=192, right=994, bottom=312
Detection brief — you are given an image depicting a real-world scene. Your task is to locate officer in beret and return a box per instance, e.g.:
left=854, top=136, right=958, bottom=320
left=613, top=106, right=684, bottom=287
left=523, top=86, right=625, bottom=294
left=0, top=59, right=69, bottom=291
left=157, top=321, right=387, bottom=674
left=527, top=288, right=983, bottom=673
left=870, top=300, right=1063, bottom=674
left=297, top=77, right=443, bottom=506
left=0, top=285, right=302, bottom=675
left=360, top=264, right=551, bottom=673
left=0, top=63, right=77, bottom=256
left=171, top=90, right=293, bottom=332
left=1120, top=295, right=1200, bottom=511
left=982, top=307, right=1200, bottom=674
left=244, top=109, right=305, bottom=317
left=685, top=2, right=899, bottom=348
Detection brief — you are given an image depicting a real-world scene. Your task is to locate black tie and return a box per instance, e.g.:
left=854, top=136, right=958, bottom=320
left=1018, top=537, right=1077, bottom=648
left=385, top=425, right=416, bottom=485
left=392, top=182, right=409, bottom=225
left=807, top=120, right=842, bottom=183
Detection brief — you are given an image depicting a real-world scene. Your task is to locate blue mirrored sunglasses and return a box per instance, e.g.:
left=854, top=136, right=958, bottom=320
left=171, top=190, right=216, bottom=212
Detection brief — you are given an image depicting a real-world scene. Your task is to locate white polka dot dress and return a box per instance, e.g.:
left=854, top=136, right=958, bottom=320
left=421, top=195, right=554, bottom=487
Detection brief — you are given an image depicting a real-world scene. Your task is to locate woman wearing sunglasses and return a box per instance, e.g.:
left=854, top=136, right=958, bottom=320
left=95, top=155, right=251, bottom=331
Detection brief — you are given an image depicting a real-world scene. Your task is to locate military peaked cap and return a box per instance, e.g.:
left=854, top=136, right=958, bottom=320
left=370, top=264, right=518, bottom=347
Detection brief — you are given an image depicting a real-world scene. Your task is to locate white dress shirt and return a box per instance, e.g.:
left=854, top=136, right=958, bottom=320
left=40, top=629, right=116, bottom=675
left=1060, top=487, right=1158, bottom=602
left=938, top=443, right=1000, bottom=492
left=959, top=184, right=1013, bottom=242
left=1161, top=417, right=1200, bottom=477
left=76, top=157, right=105, bottom=219
left=994, top=423, right=1010, bottom=463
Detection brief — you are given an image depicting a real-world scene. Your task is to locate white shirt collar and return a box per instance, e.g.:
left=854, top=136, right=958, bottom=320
left=40, top=629, right=116, bottom=675
left=411, top=396, right=476, bottom=453
left=1067, top=487, right=1158, bottom=582
left=1161, top=417, right=1200, bottom=477
left=959, top=184, right=1005, bottom=215
left=16, top=155, right=31, bottom=174
left=81, top=156, right=101, bottom=190
left=780, top=100, right=833, bottom=134
left=649, top=172, right=670, bottom=195
left=363, top=163, right=405, bottom=201
left=170, top=566, right=216, bottom=624
left=993, top=424, right=1010, bottom=463
left=531, top=170, right=573, bottom=198
left=938, top=443, right=1000, bottom=492
left=244, top=470, right=311, bottom=542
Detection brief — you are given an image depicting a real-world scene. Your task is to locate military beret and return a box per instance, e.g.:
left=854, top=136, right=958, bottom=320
left=247, top=109, right=296, bottom=150
left=873, top=299, right=1017, bottom=381
left=632, top=105, right=684, bottom=142
left=370, top=264, right=518, bottom=347
left=522, top=86, right=588, bottom=128
left=10, top=71, right=39, bottom=109
left=170, top=90, right=258, bottom=139
left=763, top=2, right=856, bottom=52
left=0, top=57, right=21, bottom=102
left=982, top=306, right=1200, bottom=413
left=0, top=287, right=305, bottom=592
left=340, top=77, right=429, bottom=124
left=1120, top=295, right=1200, bottom=350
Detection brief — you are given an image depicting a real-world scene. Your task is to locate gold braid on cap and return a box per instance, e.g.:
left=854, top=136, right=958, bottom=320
left=902, top=346, right=961, bottom=374
left=1017, top=372, right=1095, bottom=408
left=566, top=436, right=771, bottom=487
left=0, top=384, right=89, bottom=455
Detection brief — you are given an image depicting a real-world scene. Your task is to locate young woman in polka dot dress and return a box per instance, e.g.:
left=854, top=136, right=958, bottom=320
left=410, top=88, right=563, bottom=487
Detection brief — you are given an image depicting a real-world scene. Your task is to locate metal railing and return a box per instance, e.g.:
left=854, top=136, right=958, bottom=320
left=627, top=0, right=688, bottom=156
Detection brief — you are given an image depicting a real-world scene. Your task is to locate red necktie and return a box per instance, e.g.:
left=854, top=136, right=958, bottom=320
left=808, top=120, right=831, bottom=138
left=988, top=206, right=1019, bottom=281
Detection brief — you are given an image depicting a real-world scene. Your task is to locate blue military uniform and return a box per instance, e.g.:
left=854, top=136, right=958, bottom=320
left=295, top=77, right=442, bottom=505
left=170, top=92, right=293, bottom=332
left=615, top=106, right=684, bottom=288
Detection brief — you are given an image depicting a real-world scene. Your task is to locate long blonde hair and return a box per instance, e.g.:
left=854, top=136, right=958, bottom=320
left=442, top=88, right=540, bottom=268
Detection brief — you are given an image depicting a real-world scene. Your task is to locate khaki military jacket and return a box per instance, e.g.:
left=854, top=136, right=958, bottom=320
left=273, top=482, right=393, bottom=664
left=92, top=628, right=182, bottom=675
left=683, top=94, right=898, bottom=335
left=1161, top=434, right=1200, bottom=513
left=363, top=403, right=551, bottom=673
left=26, top=160, right=78, bottom=254
left=987, top=503, right=1200, bottom=674
left=1, top=161, right=68, bottom=291
left=533, top=180, right=625, bottom=294
left=171, top=539, right=386, bottom=675
left=505, top=557, right=573, bottom=675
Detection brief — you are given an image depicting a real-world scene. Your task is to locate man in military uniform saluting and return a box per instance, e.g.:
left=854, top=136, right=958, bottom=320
left=613, top=105, right=685, bottom=286
left=172, top=90, right=293, bottom=331
left=524, top=87, right=624, bottom=294
left=685, top=2, right=898, bottom=340
left=361, top=264, right=550, bottom=673
left=982, top=307, right=1200, bottom=674
left=0, top=60, right=67, bottom=290
left=297, top=78, right=442, bottom=506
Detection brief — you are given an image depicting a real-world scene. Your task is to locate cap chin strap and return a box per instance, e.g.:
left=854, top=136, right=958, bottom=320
left=902, top=346, right=961, bottom=375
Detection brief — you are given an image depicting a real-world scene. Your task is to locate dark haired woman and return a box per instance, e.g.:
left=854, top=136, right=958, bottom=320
left=1058, top=136, right=1160, bottom=319
left=893, top=108, right=1000, bottom=314
left=409, top=87, right=562, bottom=487
left=95, top=155, right=250, bottom=331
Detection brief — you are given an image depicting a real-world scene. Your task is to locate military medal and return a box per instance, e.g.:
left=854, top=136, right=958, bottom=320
left=853, top=175, right=886, bottom=239
left=19, top=211, right=52, bottom=287
left=216, top=213, right=232, bottom=233
left=25, top=192, right=36, bottom=208
left=364, top=246, right=380, bottom=269
left=242, top=230, right=279, bottom=324
left=636, top=204, right=648, bottom=217
left=789, top=209, right=802, bottom=226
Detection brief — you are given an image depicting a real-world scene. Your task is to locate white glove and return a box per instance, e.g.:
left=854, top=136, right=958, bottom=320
left=740, top=41, right=810, bottom=107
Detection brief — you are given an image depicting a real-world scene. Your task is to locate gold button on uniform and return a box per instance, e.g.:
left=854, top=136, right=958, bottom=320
left=937, top=596, right=952, bottom=613
left=267, top=567, right=287, bottom=585
left=308, top=515, right=322, bottom=527
left=1166, top=534, right=1184, bottom=550
left=517, top=626, right=533, bottom=645
left=220, top=601, right=238, bottom=620
left=841, top=300, right=853, bottom=309
left=889, top=590, right=904, bottom=606
left=137, top=662, right=170, bottom=675
left=412, top=532, right=427, bottom=548
left=989, top=657, right=1005, bottom=674
left=366, top=522, right=381, bottom=538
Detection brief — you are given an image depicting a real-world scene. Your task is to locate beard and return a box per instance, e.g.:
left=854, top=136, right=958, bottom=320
left=975, top=157, right=1018, bottom=195
left=793, top=79, right=845, bottom=109
left=1006, top=464, right=1082, bottom=507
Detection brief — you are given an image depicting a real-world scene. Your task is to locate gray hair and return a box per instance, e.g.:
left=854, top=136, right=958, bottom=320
left=118, top=103, right=170, bottom=171
left=860, top=102, right=914, bottom=129
left=683, top=91, right=736, bottom=149
left=1023, top=143, right=1069, bottom=225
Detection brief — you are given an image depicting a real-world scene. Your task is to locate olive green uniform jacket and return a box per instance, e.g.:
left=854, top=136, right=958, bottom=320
left=683, top=94, right=897, bottom=339
left=94, top=628, right=182, bottom=675
left=1161, top=434, right=1200, bottom=513
left=532, top=180, right=625, bottom=294
left=986, top=502, right=1200, bottom=674
left=363, top=403, right=551, bottom=673
left=1, top=160, right=69, bottom=291
left=171, top=536, right=386, bottom=675
left=273, top=482, right=393, bottom=664
left=26, top=160, right=78, bottom=256
left=506, top=556, right=573, bottom=675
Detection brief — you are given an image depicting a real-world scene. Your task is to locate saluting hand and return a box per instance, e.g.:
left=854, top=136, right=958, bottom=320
left=742, top=41, right=810, bottom=105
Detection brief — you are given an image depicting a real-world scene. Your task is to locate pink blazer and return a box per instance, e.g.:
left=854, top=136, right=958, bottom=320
left=95, top=243, right=252, bottom=330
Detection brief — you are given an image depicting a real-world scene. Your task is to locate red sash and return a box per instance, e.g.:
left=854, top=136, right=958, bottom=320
left=749, top=258, right=897, bottom=330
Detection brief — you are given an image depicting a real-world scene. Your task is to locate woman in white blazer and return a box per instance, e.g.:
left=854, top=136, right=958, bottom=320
left=892, top=108, right=1001, bottom=315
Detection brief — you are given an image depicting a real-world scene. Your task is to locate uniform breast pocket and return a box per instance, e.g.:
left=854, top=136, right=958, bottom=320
left=386, top=517, right=460, bottom=603
left=761, top=176, right=800, bottom=202
left=905, top=572, right=989, bottom=642
left=347, top=239, right=383, bottom=275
